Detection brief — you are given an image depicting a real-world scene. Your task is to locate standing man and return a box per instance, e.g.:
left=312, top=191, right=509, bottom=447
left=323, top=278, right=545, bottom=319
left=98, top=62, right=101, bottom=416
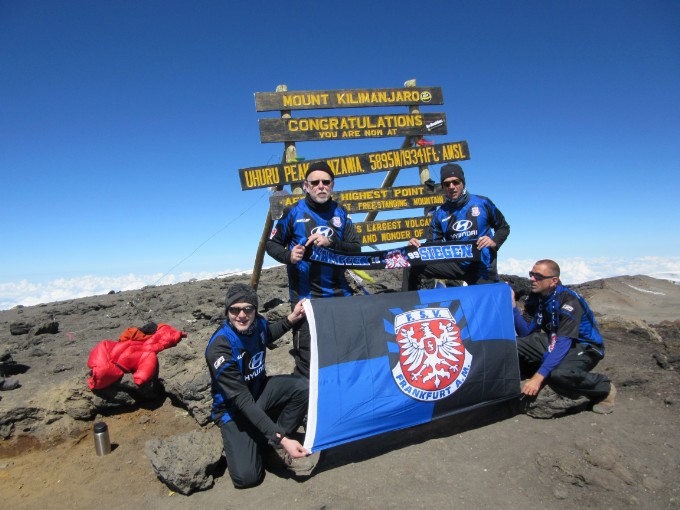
left=266, top=161, right=360, bottom=378
left=205, top=284, right=313, bottom=488
left=512, top=259, right=616, bottom=414
left=403, top=163, right=510, bottom=290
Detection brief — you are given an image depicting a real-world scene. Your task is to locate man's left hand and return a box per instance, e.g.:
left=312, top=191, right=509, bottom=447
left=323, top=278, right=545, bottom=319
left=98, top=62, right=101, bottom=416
left=281, top=437, right=311, bottom=458
left=521, top=373, right=545, bottom=397
left=476, top=236, right=497, bottom=250
left=305, top=234, right=330, bottom=248
left=287, top=298, right=307, bottom=324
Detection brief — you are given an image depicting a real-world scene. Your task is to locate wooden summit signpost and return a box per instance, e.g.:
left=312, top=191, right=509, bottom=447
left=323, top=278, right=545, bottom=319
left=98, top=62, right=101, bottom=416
left=268, top=184, right=444, bottom=220
left=258, top=113, right=447, bottom=142
left=243, top=81, right=470, bottom=288
left=353, top=215, right=432, bottom=246
left=254, top=87, right=445, bottom=111
left=239, top=141, right=469, bottom=190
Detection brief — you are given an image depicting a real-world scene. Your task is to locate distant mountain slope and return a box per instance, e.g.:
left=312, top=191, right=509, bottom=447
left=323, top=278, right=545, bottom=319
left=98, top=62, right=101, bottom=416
left=575, top=275, right=680, bottom=323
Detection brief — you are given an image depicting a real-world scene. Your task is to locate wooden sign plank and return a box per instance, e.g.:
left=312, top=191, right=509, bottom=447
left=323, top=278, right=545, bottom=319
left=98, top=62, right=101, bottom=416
left=255, top=87, right=444, bottom=111
left=355, top=215, right=431, bottom=245
left=354, top=215, right=431, bottom=234
left=269, top=185, right=443, bottom=219
left=358, top=227, right=426, bottom=246
left=239, top=141, right=470, bottom=190
left=258, top=113, right=447, bottom=143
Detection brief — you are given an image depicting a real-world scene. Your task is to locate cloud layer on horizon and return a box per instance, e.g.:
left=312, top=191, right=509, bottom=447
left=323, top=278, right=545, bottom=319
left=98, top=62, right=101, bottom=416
left=500, top=256, right=680, bottom=285
left=1, top=257, right=679, bottom=311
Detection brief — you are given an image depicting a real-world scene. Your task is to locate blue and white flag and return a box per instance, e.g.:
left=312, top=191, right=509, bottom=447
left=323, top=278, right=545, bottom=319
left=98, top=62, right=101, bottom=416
left=302, top=283, right=520, bottom=452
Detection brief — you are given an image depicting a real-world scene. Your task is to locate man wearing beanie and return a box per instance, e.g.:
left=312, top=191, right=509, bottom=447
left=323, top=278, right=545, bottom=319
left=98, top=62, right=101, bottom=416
left=266, top=160, right=360, bottom=378
left=205, top=283, right=315, bottom=487
left=403, top=163, right=510, bottom=290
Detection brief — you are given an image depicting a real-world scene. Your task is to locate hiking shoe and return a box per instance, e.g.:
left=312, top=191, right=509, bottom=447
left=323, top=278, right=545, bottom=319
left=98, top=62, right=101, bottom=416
left=592, top=383, right=616, bottom=414
left=270, top=447, right=319, bottom=476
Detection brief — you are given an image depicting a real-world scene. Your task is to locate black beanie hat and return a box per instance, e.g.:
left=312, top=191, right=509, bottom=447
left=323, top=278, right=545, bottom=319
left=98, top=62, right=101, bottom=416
left=305, top=161, right=334, bottom=180
left=440, top=163, right=465, bottom=184
left=225, top=284, right=258, bottom=314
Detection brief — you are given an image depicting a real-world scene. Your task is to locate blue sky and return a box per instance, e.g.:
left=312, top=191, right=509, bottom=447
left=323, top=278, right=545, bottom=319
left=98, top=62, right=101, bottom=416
left=1, top=0, right=679, bottom=309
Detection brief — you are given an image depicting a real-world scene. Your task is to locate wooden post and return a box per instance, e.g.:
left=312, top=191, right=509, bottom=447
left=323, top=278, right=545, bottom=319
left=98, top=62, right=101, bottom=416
left=250, top=84, right=296, bottom=289
left=250, top=80, right=437, bottom=287
left=363, top=79, right=431, bottom=224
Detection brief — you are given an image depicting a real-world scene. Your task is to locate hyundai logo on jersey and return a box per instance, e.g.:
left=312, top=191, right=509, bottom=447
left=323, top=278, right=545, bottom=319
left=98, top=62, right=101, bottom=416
left=248, top=351, right=265, bottom=371
left=452, top=219, right=473, bottom=231
left=311, top=225, right=334, bottom=238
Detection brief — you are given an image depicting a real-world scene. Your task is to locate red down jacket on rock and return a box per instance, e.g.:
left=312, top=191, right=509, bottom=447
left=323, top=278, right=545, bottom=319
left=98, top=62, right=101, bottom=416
left=87, top=323, right=186, bottom=390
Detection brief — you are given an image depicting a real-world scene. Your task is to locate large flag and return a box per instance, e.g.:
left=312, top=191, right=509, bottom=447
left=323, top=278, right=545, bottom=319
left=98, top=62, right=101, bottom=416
left=302, top=283, right=520, bottom=452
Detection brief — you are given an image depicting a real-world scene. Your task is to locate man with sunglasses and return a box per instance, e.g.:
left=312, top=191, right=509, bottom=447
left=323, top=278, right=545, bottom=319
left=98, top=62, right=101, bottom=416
left=403, top=163, right=510, bottom=290
left=266, top=161, right=360, bottom=378
left=205, top=283, right=314, bottom=487
left=512, top=259, right=616, bottom=414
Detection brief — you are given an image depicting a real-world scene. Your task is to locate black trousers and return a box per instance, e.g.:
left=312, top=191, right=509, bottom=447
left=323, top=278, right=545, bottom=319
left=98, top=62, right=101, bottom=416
left=291, top=317, right=311, bottom=378
left=402, top=260, right=498, bottom=291
left=517, top=332, right=611, bottom=400
left=218, top=374, right=308, bottom=488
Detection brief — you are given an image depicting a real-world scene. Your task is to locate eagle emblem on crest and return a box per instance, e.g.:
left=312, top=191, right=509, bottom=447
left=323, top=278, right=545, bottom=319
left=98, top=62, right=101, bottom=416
left=391, top=307, right=472, bottom=401
left=384, top=249, right=411, bottom=269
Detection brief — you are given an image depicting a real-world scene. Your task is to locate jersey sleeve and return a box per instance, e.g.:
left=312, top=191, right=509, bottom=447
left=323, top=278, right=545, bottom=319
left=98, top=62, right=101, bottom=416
left=428, top=211, right=445, bottom=241
left=487, top=199, right=510, bottom=248
left=265, top=207, right=293, bottom=264
left=536, top=335, right=572, bottom=377
left=331, top=213, right=361, bottom=253
left=267, top=317, right=294, bottom=344
left=555, top=293, right=583, bottom=339
left=206, top=334, right=283, bottom=443
left=513, top=307, right=538, bottom=337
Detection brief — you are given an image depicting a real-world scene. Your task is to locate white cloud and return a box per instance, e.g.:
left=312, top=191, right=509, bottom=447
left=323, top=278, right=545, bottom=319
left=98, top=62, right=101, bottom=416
left=2, top=257, right=679, bottom=311
left=499, top=256, right=680, bottom=284
left=0, top=269, right=249, bottom=310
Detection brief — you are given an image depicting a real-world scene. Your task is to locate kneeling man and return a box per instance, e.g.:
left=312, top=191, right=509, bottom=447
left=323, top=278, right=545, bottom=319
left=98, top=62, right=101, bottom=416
left=205, top=284, right=313, bottom=488
left=512, top=259, right=616, bottom=414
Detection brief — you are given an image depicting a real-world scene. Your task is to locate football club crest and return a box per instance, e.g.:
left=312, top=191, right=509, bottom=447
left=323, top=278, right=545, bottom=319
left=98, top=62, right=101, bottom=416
left=471, top=206, right=480, bottom=217
left=384, top=249, right=411, bottom=269
left=331, top=216, right=342, bottom=228
left=391, top=307, right=472, bottom=401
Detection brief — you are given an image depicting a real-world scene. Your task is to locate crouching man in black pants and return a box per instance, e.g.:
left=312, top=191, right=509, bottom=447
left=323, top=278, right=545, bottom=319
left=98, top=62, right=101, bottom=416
left=512, top=259, right=616, bottom=414
left=205, top=284, right=314, bottom=488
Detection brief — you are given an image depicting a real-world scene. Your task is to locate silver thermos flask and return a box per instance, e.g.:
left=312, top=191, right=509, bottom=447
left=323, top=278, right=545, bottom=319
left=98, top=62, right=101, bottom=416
left=93, top=421, right=111, bottom=456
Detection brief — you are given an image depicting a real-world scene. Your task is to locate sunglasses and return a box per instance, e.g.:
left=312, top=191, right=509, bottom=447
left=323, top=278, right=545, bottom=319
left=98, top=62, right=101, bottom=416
left=307, top=179, right=333, bottom=187
left=529, top=271, right=557, bottom=281
left=443, top=179, right=463, bottom=187
left=228, top=305, right=256, bottom=315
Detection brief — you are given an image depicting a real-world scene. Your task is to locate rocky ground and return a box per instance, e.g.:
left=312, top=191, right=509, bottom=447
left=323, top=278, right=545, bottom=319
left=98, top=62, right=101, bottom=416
left=0, top=267, right=679, bottom=509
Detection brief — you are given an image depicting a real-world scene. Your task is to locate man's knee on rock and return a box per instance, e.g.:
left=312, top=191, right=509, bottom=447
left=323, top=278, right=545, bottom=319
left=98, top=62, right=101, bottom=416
left=549, top=368, right=585, bottom=389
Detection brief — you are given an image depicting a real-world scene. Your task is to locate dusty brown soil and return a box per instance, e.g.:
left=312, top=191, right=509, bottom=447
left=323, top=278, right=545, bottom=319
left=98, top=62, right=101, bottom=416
left=2, top=390, right=678, bottom=510
left=1, top=274, right=679, bottom=509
